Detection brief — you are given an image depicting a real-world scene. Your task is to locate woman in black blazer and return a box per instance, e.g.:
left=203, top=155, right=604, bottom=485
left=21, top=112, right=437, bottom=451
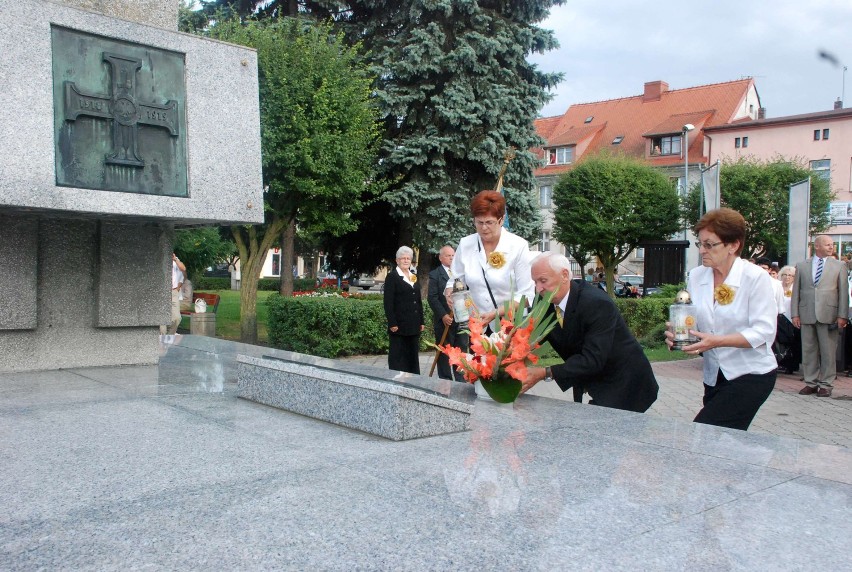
left=383, top=246, right=425, bottom=374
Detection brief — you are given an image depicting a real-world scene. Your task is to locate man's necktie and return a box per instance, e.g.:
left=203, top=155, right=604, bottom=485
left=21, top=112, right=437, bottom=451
left=555, top=305, right=564, bottom=327
left=815, top=257, right=824, bottom=285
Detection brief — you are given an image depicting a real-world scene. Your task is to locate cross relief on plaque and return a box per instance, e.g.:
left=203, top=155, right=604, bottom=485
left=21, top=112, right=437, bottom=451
left=52, top=26, right=188, bottom=197
left=64, top=53, right=179, bottom=168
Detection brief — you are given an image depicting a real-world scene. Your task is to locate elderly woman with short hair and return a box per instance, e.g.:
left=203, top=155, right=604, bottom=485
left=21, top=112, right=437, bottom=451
left=383, top=246, right=424, bottom=374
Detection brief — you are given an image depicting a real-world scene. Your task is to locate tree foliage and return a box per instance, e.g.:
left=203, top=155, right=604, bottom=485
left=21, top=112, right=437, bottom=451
left=552, top=154, right=681, bottom=296
left=682, top=156, right=833, bottom=262
left=208, top=17, right=380, bottom=342
left=339, top=1, right=561, bottom=260
left=173, top=227, right=236, bottom=282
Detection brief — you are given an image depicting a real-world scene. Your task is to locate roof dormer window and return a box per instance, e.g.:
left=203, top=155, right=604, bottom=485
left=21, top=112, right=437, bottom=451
left=584, top=116, right=594, bottom=124
left=546, top=146, right=574, bottom=165
left=650, top=135, right=681, bottom=156
left=612, top=136, right=624, bottom=145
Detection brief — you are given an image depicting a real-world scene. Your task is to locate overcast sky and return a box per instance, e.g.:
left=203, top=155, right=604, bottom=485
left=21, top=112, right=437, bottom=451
left=530, top=0, right=852, bottom=119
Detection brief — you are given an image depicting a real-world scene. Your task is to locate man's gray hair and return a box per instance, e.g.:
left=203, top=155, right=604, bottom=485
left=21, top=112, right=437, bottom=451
left=396, top=246, right=414, bottom=259
left=533, top=251, right=573, bottom=278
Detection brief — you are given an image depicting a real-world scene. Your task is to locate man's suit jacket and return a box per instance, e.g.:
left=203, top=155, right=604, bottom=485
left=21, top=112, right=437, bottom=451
left=427, top=266, right=452, bottom=329
left=546, top=279, right=658, bottom=413
left=791, top=257, right=849, bottom=324
left=383, top=270, right=424, bottom=336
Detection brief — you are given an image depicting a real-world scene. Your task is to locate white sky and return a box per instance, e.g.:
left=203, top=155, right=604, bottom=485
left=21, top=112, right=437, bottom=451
left=530, top=0, right=852, bottom=119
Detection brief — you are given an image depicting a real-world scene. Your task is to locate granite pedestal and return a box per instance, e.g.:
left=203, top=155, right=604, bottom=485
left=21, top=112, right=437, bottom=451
left=237, top=354, right=472, bottom=440
left=2, top=335, right=851, bottom=570
left=189, top=313, right=216, bottom=337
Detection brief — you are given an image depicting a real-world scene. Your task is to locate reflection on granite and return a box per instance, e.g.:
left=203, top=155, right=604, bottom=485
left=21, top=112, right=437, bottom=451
left=1, top=335, right=851, bottom=570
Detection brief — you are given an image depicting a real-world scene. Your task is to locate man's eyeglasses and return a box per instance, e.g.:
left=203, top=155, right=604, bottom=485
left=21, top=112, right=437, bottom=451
left=474, top=219, right=502, bottom=228
left=694, top=240, right=724, bottom=250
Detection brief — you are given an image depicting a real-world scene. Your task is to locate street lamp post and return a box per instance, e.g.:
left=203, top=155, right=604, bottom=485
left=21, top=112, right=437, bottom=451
left=682, top=123, right=694, bottom=198
left=682, top=123, right=695, bottom=276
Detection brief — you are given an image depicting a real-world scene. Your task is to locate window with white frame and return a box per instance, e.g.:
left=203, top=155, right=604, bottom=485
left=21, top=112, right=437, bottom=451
left=634, top=247, right=645, bottom=260
left=546, top=146, right=574, bottom=165
left=539, top=185, right=553, bottom=208
left=651, top=135, right=682, bottom=155
left=539, top=231, right=551, bottom=252
left=810, top=159, right=831, bottom=184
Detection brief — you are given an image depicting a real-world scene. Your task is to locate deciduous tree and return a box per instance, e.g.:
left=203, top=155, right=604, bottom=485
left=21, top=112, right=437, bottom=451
left=552, top=154, right=681, bottom=296
left=683, top=157, right=833, bottom=262
left=209, top=17, right=380, bottom=342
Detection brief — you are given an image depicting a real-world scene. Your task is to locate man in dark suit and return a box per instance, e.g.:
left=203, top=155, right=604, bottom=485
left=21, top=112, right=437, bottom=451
left=791, top=235, right=849, bottom=397
left=427, top=245, right=465, bottom=381
left=521, top=252, right=658, bottom=413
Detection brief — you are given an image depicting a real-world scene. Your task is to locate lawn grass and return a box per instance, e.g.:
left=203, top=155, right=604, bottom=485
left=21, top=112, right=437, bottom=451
left=180, top=289, right=273, bottom=344
left=190, top=289, right=691, bottom=363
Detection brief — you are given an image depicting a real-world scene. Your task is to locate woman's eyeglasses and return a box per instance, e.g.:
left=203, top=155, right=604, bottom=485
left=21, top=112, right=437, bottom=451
left=694, top=240, right=724, bottom=250
left=474, top=219, right=502, bottom=228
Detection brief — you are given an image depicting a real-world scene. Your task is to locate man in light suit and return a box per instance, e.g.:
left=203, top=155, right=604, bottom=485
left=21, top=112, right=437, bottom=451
left=427, top=245, right=465, bottom=381
left=520, top=252, right=658, bottom=412
left=792, top=235, right=849, bottom=396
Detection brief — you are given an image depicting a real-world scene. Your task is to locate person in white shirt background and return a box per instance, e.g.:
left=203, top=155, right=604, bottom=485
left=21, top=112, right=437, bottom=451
left=665, top=208, right=777, bottom=430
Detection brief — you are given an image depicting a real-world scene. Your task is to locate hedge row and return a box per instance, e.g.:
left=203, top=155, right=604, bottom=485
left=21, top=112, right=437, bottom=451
left=193, top=277, right=319, bottom=292
left=266, top=294, right=435, bottom=358
left=266, top=293, right=670, bottom=358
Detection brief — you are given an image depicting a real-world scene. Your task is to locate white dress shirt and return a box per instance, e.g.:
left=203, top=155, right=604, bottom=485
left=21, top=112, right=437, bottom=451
left=768, top=276, right=784, bottom=315
left=448, top=230, right=536, bottom=315
left=687, top=257, right=777, bottom=386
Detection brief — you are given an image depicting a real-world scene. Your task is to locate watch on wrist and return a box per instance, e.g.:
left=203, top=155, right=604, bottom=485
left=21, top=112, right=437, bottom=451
left=544, top=366, right=553, bottom=382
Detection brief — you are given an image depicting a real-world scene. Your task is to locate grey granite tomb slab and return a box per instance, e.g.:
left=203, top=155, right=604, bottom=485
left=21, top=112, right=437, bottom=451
left=237, top=354, right=473, bottom=440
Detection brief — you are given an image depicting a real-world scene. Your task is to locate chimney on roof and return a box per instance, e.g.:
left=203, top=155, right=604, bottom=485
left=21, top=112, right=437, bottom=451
left=643, top=81, right=669, bottom=102
left=835, top=98, right=843, bottom=110
left=758, top=107, right=766, bottom=119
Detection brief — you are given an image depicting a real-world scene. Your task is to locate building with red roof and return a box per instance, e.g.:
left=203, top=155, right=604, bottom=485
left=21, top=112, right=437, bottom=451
left=533, top=79, right=761, bottom=274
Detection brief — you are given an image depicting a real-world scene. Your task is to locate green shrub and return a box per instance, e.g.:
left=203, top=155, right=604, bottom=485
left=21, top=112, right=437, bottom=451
left=613, top=297, right=669, bottom=340
left=637, top=321, right=669, bottom=349
left=194, top=277, right=230, bottom=290
left=266, top=294, right=434, bottom=358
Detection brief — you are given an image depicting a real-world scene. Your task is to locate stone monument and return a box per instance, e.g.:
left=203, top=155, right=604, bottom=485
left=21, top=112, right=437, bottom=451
left=0, top=0, right=263, bottom=372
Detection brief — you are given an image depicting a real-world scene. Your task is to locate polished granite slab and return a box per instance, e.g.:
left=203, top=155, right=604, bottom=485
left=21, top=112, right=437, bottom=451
left=1, top=335, right=851, bottom=570
left=237, top=354, right=472, bottom=440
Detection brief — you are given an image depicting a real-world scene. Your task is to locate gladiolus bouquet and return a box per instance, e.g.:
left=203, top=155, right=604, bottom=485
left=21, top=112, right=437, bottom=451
left=438, top=291, right=557, bottom=403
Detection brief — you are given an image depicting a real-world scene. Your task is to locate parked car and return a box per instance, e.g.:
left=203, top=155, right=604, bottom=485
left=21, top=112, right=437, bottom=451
left=350, top=274, right=376, bottom=290
left=617, top=274, right=660, bottom=296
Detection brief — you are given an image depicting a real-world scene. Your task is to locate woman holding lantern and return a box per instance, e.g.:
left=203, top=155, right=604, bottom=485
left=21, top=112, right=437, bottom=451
left=444, top=190, right=535, bottom=330
left=665, top=208, right=777, bottom=430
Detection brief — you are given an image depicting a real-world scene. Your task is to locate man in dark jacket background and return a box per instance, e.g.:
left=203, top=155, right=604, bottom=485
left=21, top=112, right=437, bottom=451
left=427, top=245, right=465, bottom=381
left=521, top=252, right=659, bottom=413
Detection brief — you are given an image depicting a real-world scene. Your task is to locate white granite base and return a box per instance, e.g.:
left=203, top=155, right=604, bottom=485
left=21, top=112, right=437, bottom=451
left=237, top=354, right=472, bottom=440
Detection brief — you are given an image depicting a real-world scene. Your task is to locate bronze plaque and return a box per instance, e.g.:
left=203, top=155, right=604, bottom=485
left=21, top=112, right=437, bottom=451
left=52, top=26, right=188, bottom=197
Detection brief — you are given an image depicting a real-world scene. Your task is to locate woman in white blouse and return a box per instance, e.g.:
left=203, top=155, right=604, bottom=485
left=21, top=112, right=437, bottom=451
left=666, top=208, right=777, bottom=430
left=444, top=190, right=535, bottom=329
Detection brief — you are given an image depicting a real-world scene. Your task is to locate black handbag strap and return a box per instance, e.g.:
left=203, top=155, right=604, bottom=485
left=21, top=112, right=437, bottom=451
left=477, top=240, right=499, bottom=310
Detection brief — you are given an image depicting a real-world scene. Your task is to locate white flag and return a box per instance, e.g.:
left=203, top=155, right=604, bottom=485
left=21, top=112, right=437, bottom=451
left=788, top=179, right=811, bottom=265
left=700, top=161, right=721, bottom=214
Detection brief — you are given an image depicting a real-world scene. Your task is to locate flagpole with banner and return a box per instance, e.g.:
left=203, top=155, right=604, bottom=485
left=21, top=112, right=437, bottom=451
left=700, top=160, right=721, bottom=216
left=788, top=178, right=811, bottom=265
